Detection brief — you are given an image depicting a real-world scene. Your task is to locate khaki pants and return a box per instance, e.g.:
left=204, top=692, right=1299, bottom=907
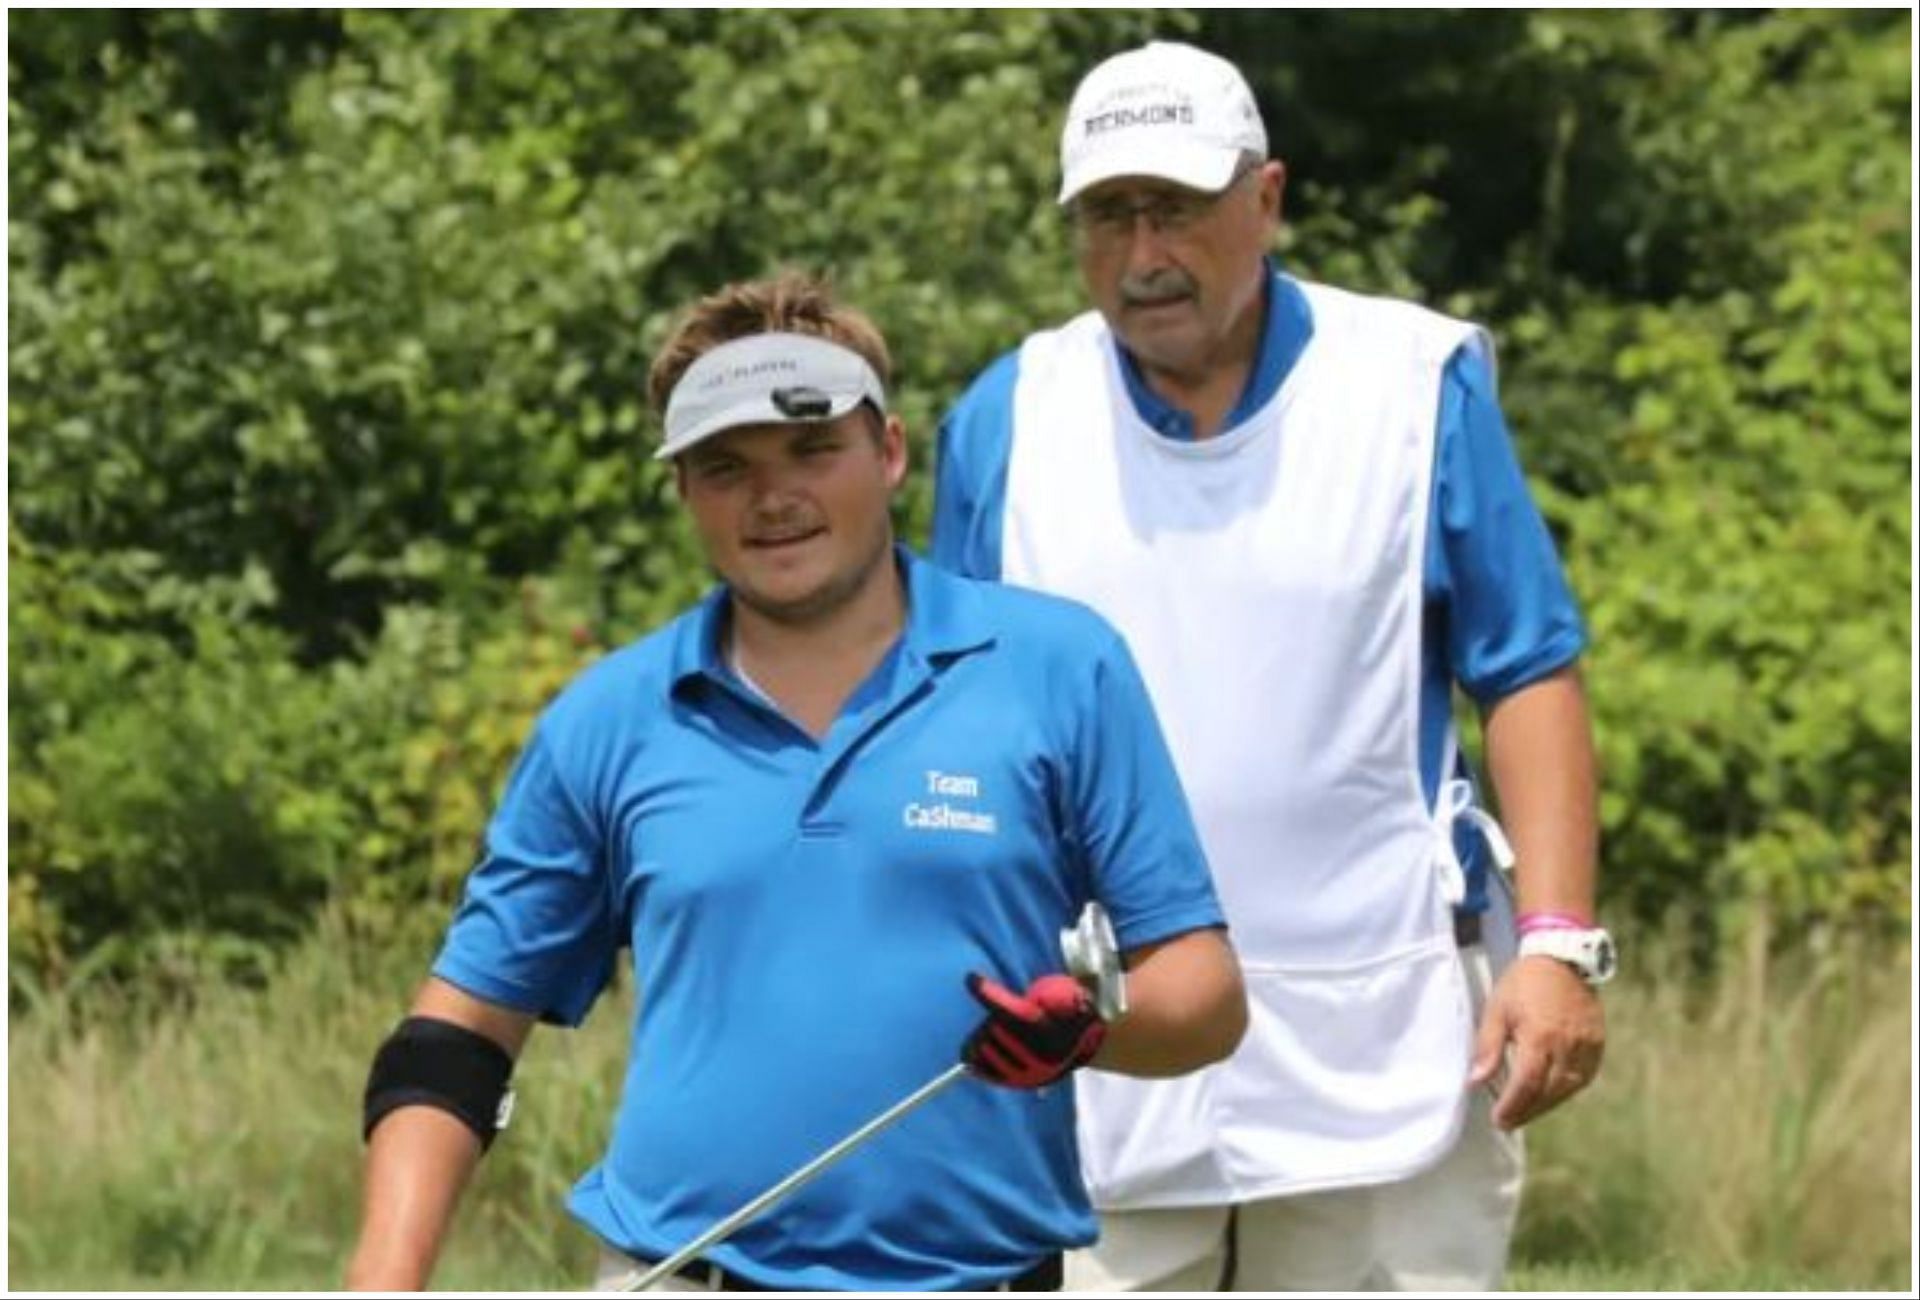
left=594, top=1249, right=712, bottom=1292
left=1065, top=947, right=1524, bottom=1292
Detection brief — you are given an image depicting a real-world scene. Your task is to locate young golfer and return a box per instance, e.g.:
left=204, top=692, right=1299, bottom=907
left=346, top=272, right=1246, bottom=1293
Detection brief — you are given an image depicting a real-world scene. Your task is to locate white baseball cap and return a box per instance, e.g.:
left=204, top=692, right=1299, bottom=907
left=1058, top=41, right=1267, bottom=204
left=657, top=332, right=887, bottom=461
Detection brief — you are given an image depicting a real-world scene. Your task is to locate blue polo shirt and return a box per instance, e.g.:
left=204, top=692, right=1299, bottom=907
left=930, top=262, right=1587, bottom=913
left=432, top=548, right=1223, bottom=1290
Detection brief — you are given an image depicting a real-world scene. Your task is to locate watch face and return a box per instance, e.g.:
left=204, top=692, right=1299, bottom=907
left=1592, top=932, right=1618, bottom=983
left=1520, top=928, right=1617, bottom=985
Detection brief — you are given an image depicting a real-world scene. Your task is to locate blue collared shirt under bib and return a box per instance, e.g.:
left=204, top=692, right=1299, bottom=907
left=931, top=262, right=1587, bottom=912
left=431, top=548, right=1224, bottom=1290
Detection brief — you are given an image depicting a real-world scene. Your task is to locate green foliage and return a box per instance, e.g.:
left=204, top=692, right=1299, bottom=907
left=9, top=12, right=675, bottom=658
left=7, top=10, right=1158, bottom=658
left=1548, top=278, right=1911, bottom=938
left=1210, top=8, right=1911, bottom=943
left=7, top=9, right=1157, bottom=983
left=6, top=10, right=1911, bottom=984
left=15, top=620, right=345, bottom=987
left=338, top=577, right=618, bottom=916
left=7, top=549, right=622, bottom=994
left=7, top=528, right=319, bottom=990
left=1494, top=10, right=1912, bottom=940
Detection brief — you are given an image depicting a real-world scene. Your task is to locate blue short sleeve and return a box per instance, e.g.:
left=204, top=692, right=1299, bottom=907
left=930, top=350, right=1019, bottom=581
left=1431, top=346, right=1588, bottom=704
left=1066, top=626, right=1225, bottom=952
left=432, top=726, right=619, bottom=1026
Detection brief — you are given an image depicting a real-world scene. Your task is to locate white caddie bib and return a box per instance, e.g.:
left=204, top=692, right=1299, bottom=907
left=1002, top=280, right=1491, bottom=1205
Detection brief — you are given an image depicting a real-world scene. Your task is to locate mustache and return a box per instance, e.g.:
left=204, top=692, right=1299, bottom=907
left=1119, top=270, right=1198, bottom=306
left=745, top=503, right=823, bottom=541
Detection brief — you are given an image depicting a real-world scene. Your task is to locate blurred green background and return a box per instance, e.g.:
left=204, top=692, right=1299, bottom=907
left=6, top=9, right=1911, bottom=1291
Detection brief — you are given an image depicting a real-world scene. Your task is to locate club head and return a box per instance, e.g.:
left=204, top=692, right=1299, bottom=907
left=1060, top=902, right=1127, bottom=1022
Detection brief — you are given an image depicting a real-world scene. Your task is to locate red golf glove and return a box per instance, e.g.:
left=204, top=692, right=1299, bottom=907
left=962, top=972, right=1107, bottom=1090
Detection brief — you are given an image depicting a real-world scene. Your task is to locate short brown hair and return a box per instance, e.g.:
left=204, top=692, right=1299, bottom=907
left=647, top=271, right=893, bottom=417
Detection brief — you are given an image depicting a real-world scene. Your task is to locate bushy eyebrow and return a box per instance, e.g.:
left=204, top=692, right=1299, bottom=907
left=685, top=423, right=850, bottom=471
left=684, top=447, right=743, bottom=474
left=1080, top=181, right=1203, bottom=207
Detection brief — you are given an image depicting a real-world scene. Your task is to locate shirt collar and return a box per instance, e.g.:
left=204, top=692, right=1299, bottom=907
left=668, top=545, right=994, bottom=697
left=1112, top=258, right=1312, bottom=442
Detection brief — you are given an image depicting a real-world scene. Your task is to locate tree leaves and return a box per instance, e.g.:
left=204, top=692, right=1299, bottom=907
left=7, top=11, right=1909, bottom=983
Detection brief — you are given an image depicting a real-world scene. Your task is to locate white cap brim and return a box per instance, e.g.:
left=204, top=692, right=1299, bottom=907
left=1058, top=143, right=1245, bottom=204
left=657, top=332, right=886, bottom=461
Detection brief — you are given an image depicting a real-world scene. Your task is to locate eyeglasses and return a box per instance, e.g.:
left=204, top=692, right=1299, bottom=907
left=1068, top=163, right=1261, bottom=246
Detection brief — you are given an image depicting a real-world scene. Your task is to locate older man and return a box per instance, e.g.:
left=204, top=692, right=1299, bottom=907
left=934, top=41, right=1611, bottom=1292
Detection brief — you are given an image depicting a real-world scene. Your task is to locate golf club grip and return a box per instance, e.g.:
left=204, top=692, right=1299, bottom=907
left=626, top=1063, right=972, bottom=1291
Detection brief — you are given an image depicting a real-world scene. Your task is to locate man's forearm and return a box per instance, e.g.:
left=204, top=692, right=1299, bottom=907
left=348, top=980, right=535, bottom=1290
left=1094, top=927, right=1247, bottom=1077
left=346, top=1107, right=484, bottom=1290
left=1482, top=665, right=1600, bottom=917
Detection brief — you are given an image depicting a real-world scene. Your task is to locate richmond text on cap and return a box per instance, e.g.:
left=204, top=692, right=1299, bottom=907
left=1059, top=41, right=1267, bottom=204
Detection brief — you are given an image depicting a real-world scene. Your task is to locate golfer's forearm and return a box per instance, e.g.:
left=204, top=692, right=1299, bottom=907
left=1095, top=928, right=1247, bottom=1076
left=347, top=980, right=533, bottom=1288
left=1483, top=665, right=1600, bottom=917
left=346, top=1108, right=484, bottom=1290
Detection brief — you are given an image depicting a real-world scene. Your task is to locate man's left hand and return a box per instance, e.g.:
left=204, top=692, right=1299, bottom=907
left=962, top=973, right=1107, bottom=1089
left=1469, top=956, right=1606, bottom=1130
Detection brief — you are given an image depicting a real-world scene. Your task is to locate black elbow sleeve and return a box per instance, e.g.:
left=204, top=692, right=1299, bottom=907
left=363, top=1016, right=516, bottom=1150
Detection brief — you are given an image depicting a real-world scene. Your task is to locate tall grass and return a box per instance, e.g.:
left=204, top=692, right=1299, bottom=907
left=6, top=910, right=635, bottom=1291
left=1513, top=922, right=1912, bottom=1289
left=7, top=916, right=1911, bottom=1291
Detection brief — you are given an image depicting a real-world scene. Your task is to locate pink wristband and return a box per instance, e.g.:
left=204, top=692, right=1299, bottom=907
left=1517, top=910, right=1593, bottom=934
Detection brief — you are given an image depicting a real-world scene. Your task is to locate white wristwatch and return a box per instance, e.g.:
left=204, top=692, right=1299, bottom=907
left=1517, top=927, right=1618, bottom=986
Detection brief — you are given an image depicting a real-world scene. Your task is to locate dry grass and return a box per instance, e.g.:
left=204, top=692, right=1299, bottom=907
left=6, top=910, right=634, bottom=1289
left=1514, top=923, right=1911, bottom=1288
left=8, top=915, right=1911, bottom=1291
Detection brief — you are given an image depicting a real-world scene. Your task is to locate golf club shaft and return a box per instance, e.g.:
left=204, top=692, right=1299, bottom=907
left=627, top=1063, right=972, bottom=1291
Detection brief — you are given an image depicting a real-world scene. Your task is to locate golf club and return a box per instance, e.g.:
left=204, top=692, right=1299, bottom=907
left=623, top=902, right=1126, bottom=1291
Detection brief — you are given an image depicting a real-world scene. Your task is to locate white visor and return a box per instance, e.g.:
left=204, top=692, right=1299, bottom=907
left=658, top=332, right=886, bottom=461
